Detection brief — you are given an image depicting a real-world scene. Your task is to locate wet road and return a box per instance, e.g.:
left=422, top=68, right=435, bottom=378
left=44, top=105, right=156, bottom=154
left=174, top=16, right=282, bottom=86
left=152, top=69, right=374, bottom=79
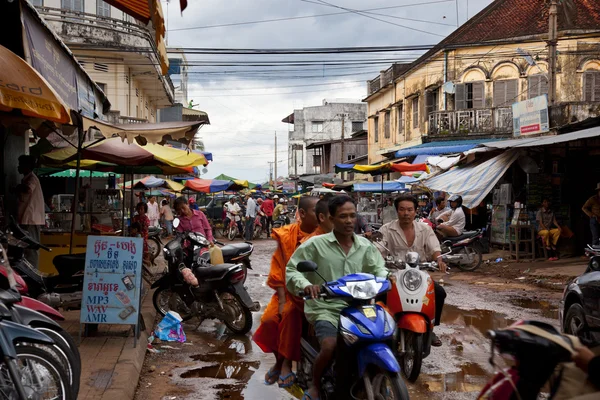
left=134, top=238, right=561, bottom=400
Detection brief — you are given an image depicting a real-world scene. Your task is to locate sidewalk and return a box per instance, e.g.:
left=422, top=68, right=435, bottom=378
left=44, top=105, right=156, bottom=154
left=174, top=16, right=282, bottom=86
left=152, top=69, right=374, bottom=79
left=60, top=287, right=157, bottom=400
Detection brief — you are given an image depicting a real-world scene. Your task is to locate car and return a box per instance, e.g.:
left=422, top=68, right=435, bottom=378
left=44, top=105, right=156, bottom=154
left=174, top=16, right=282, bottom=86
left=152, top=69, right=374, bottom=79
left=559, top=250, right=600, bottom=345
left=198, top=196, right=229, bottom=220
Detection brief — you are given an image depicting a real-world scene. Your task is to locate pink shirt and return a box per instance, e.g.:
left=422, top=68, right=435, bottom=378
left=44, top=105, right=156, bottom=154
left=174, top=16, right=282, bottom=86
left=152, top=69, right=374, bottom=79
left=177, top=210, right=214, bottom=242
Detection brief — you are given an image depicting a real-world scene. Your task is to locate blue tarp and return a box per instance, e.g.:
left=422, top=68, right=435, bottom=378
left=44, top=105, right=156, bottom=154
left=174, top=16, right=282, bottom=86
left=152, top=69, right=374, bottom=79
left=353, top=182, right=405, bottom=192
left=394, top=139, right=501, bottom=158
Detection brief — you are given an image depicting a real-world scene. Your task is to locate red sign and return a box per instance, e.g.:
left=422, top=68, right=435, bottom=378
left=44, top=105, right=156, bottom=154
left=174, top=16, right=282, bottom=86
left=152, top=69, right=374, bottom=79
left=521, top=124, right=541, bottom=134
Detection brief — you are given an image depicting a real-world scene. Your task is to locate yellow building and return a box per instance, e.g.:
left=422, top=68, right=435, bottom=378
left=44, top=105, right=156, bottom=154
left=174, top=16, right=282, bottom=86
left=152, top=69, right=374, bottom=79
left=366, top=0, right=600, bottom=165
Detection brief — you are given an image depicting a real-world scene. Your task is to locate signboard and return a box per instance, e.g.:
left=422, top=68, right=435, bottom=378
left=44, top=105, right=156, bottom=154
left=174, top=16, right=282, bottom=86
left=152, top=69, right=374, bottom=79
left=512, top=95, right=549, bottom=137
left=80, top=236, right=143, bottom=342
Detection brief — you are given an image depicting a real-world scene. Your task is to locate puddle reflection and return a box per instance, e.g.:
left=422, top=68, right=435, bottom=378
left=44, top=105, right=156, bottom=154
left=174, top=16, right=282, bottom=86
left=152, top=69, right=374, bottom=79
left=416, top=363, right=488, bottom=394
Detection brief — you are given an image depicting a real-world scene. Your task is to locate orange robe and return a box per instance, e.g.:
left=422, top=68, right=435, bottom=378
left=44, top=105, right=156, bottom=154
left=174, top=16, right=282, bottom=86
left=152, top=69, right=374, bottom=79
left=300, top=226, right=326, bottom=243
left=252, top=223, right=309, bottom=361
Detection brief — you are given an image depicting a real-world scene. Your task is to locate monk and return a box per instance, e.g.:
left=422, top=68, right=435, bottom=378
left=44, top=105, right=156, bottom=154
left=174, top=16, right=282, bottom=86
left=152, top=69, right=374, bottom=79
left=301, top=198, right=333, bottom=243
left=253, top=196, right=319, bottom=387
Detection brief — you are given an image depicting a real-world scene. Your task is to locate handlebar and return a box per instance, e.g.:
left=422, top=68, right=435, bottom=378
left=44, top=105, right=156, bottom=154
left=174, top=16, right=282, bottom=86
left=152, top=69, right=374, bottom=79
left=297, top=291, right=327, bottom=301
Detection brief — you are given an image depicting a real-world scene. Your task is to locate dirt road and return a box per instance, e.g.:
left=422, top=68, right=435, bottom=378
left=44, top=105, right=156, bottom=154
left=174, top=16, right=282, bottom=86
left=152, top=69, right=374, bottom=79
left=135, top=238, right=564, bottom=400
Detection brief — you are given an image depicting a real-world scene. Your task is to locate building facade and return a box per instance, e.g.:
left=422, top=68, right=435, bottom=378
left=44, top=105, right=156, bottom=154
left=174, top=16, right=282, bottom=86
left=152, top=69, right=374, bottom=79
left=35, top=0, right=174, bottom=123
left=283, top=99, right=367, bottom=177
left=365, top=0, right=600, bottom=164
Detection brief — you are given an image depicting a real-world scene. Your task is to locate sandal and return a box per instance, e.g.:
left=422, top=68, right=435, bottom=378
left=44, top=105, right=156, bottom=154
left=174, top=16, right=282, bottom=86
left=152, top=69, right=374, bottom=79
left=278, top=372, right=297, bottom=388
left=302, top=393, right=320, bottom=400
left=264, top=367, right=280, bottom=385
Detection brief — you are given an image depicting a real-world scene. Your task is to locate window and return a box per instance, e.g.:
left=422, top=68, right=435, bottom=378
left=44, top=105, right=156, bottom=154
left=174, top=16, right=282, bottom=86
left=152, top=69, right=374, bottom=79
left=493, top=79, right=519, bottom=107
left=61, top=0, right=83, bottom=12
left=425, top=88, right=439, bottom=115
left=373, top=116, right=379, bottom=143
left=397, top=104, right=404, bottom=137
left=97, top=0, right=111, bottom=17
left=30, top=0, right=43, bottom=6
left=583, top=71, right=600, bottom=101
left=455, top=81, right=485, bottom=109
left=93, top=63, right=109, bottom=73
left=412, top=97, right=419, bottom=129
left=351, top=121, right=363, bottom=132
left=528, top=75, right=548, bottom=99
left=347, top=154, right=356, bottom=161
left=384, top=111, right=390, bottom=139
left=96, top=82, right=107, bottom=93
left=311, top=121, right=323, bottom=133
left=312, top=148, right=322, bottom=174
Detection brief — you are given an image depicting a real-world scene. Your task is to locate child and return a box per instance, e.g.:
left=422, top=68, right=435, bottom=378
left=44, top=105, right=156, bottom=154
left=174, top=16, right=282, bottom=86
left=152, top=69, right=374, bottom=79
left=132, top=202, right=150, bottom=263
left=129, top=221, right=142, bottom=238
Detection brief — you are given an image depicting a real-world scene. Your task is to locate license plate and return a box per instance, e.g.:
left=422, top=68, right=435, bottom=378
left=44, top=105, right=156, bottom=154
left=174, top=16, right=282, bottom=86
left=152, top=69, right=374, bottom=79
left=362, top=307, right=376, bottom=318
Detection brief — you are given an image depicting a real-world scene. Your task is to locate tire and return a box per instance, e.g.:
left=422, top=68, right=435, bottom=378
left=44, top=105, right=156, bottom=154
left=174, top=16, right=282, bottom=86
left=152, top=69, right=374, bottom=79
left=228, top=226, right=237, bottom=241
left=253, top=225, right=262, bottom=240
left=400, top=331, right=423, bottom=382
left=456, top=245, right=482, bottom=271
left=220, top=292, right=253, bottom=335
left=564, top=303, right=591, bottom=341
left=152, top=287, right=192, bottom=320
left=33, top=327, right=81, bottom=398
left=7, top=345, right=73, bottom=400
left=241, top=259, right=250, bottom=284
left=148, top=238, right=161, bottom=262
left=367, top=369, right=410, bottom=400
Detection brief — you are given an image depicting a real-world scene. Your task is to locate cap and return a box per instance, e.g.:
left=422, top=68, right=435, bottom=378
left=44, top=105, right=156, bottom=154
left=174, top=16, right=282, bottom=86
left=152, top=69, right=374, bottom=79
left=188, top=198, right=195, bottom=204
left=279, top=198, right=285, bottom=203
left=273, top=195, right=279, bottom=199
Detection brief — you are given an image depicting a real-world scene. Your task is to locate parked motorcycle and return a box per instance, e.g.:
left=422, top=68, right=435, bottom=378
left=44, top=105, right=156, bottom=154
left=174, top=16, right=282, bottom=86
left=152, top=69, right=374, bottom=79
left=147, top=226, right=163, bottom=264
left=253, top=214, right=264, bottom=239
left=585, top=243, right=600, bottom=257
left=151, top=218, right=259, bottom=334
left=294, top=260, right=409, bottom=400
left=440, top=229, right=484, bottom=271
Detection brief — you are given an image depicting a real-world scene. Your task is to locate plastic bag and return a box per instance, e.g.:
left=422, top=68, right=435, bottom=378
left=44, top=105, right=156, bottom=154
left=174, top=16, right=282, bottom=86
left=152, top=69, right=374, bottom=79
left=154, top=311, right=186, bottom=343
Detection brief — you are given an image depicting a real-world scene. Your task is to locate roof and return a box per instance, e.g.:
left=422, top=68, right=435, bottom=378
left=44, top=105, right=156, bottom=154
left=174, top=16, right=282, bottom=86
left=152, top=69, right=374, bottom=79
left=282, top=113, right=294, bottom=124
left=305, top=136, right=365, bottom=149
left=351, top=129, right=367, bottom=138
left=181, top=107, right=210, bottom=123
left=478, top=125, right=600, bottom=149
left=394, top=139, right=502, bottom=158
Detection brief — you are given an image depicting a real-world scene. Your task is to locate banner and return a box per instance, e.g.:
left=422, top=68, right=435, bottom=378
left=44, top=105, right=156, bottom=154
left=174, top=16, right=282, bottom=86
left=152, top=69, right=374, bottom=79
left=512, top=95, right=549, bottom=137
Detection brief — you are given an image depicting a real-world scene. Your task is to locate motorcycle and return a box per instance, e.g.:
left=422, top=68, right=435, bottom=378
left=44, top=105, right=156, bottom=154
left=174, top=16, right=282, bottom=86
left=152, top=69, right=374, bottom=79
left=439, top=228, right=484, bottom=271
left=272, top=210, right=290, bottom=229
left=383, top=250, right=440, bottom=382
left=151, top=218, right=259, bottom=334
left=294, top=260, right=409, bottom=400
left=478, top=320, right=597, bottom=399
left=585, top=243, right=600, bottom=257
left=147, top=226, right=163, bottom=264
left=253, top=214, right=265, bottom=239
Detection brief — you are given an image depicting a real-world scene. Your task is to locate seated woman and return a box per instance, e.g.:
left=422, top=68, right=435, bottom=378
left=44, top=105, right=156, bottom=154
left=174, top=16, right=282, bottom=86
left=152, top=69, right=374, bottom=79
left=436, top=195, right=466, bottom=238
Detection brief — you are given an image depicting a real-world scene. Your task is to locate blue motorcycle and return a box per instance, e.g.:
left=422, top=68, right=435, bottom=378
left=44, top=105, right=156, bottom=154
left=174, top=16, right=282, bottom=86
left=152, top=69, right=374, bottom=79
left=295, top=260, right=409, bottom=400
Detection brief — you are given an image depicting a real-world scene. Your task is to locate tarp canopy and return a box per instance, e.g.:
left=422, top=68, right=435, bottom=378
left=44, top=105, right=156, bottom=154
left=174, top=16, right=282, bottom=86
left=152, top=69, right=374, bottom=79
left=213, top=173, right=250, bottom=189
left=120, top=176, right=184, bottom=192
left=394, top=139, right=502, bottom=158
left=420, top=150, right=520, bottom=208
left=38, top=169, right=121, bottom=178
left=83, top=117, right=207, bottom=146
left=335, top=161, right=429, bottom=176
left=184, top=178, right=241, bottom=193
left=353, top=182, right=406, bottom=192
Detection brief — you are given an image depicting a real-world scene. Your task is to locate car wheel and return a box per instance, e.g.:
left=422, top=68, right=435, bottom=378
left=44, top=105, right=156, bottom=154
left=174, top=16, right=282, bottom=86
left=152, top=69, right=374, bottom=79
left=564, top=303, right=590, bottom=340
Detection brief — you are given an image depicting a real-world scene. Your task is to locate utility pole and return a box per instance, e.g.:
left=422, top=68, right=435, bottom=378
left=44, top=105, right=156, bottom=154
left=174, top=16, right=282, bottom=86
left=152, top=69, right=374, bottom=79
left=548, top=0, right=558, bottom=105
left=340, top=114, right=346, bottom=181
left=267, top=161, right=274, bottom=186
left=274, top=131, right=277, bottom=191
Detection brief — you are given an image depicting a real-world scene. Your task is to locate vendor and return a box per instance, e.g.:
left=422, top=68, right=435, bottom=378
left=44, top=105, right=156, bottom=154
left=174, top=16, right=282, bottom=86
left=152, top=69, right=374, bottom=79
left=537, top=198, right=561, bottom=260
left=174, top=196, right=214, bottom=243
left=17, top=155, right=45, bottom=270
left=582, top=183, right=600, bottom=246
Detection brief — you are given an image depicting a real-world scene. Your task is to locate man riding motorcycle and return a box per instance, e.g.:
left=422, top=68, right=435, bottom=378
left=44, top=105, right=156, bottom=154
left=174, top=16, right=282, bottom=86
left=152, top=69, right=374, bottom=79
left=377, top=194, right=447, bottom=347
left=286, top=195, right=392, bottom=400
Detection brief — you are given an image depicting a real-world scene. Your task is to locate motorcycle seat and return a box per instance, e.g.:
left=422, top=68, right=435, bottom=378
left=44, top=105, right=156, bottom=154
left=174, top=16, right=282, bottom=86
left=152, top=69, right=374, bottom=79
left=446, top=230, right=481, bottom=242
left=221, top=243, right=252, bottom=258
left=52, top=254, right=86, bottom=277
left=194, top=263, right=237, bottom=281
left=148, top=227, right=161, bottom=237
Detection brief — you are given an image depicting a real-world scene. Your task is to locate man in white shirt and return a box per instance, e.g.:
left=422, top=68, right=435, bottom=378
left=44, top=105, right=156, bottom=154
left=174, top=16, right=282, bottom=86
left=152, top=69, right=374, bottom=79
left=245, top=194, right=257, bottom=241
left=436, top=195, right=466, bottom=237
left=381, top=198, right=397, bottom=224
left=224, top=196, right=243, bottom=235
left=147, top=196, right=160, bottom=227
left=17, top=155, right=45, bottom=269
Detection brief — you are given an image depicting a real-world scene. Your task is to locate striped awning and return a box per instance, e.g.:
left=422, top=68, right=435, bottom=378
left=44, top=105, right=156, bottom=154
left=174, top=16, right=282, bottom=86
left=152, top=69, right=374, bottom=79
left=420, top=150, right=520, bottom=209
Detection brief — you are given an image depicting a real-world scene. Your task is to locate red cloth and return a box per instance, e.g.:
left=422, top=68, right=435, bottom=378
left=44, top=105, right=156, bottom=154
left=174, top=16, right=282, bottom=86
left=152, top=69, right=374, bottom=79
left=176, top=209, right=214, bottom=242
left=261, top=199, right=275, bottom=217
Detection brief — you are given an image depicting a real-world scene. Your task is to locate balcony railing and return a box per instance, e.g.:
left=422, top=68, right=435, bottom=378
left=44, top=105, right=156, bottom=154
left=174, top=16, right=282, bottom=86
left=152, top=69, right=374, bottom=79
left=119, top=116, right=148, bottom=124
left=428, top=107, right=513, bottom=136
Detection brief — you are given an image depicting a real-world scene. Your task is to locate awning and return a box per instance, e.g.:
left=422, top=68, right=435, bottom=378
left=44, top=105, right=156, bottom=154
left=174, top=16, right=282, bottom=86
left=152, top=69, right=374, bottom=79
left=394, top=139, right=502, bottom=158
left=120, top=176, right=184, bottom=192
left=335, top=162, right=429, bottom=175
left=477, top=125, right=600, bottom=149
left=37, top=169, right=120, bottom=178
left=421, top=150, right=520, bottom=208
left=181, top=107, right=210, bottom=123
left=354, top=182, right=406, bottom=192
left=184, top=179, right=237, bottom=193
left=0, top=44, right=70, bottom=124
left=83, top=117, right=207, bottom=146
left=213, top=174, right=250, bottom=189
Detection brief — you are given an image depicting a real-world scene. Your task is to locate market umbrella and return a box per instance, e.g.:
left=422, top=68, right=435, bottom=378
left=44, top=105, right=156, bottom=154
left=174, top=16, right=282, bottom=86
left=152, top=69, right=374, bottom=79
left=0, top=44, right=70, bottom=124
left=213, top=173, right=250, bottom=189
left=37, top=168, right=121, bottom=178
left=184, top=178, right=236, bottom=193
left=120, top=176, right=185, bottom=192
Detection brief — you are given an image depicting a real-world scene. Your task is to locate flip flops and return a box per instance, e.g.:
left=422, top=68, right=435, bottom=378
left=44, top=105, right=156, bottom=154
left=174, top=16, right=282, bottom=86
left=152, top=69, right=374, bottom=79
left=278, top=372, right=297, bottom=388
left=264, top=367, right=280, bottom=385
left=302, top=393, right=320, bottom=400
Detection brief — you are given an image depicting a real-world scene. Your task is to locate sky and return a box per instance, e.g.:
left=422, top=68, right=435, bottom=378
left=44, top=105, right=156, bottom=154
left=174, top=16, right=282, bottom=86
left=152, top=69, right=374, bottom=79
left=163, top=0, right=493, bottom=184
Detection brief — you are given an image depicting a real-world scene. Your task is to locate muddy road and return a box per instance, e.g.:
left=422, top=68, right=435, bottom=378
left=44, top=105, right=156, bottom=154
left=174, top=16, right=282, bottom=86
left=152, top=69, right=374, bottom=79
left=135, top=238, right=563, bottom=400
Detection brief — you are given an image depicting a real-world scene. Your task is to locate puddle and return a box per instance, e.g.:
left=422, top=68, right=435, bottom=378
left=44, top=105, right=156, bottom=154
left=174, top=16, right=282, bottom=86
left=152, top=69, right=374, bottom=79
left=509, top=298, right=558, bottom=319
left=414, top=363, right=488, bottom=394
left=191, top=336, right=251, bottom=362
left=442, top=304, right=516, bottom=336
left=180, top=360, right=260, bottom=380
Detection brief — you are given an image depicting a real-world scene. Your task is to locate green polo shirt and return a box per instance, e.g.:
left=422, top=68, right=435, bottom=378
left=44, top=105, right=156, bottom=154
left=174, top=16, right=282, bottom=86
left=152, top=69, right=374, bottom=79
left=286, top=231, right=388, bottom=328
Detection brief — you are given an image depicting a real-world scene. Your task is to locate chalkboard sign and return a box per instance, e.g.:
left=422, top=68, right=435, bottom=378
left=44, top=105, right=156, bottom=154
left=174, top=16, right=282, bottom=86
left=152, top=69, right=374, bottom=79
left=80, top=236, right=143, bottom=346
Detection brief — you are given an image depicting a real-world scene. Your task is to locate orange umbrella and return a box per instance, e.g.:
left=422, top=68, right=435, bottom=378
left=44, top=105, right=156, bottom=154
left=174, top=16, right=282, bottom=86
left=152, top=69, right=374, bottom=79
left=0, top=45, right=70, bottom=124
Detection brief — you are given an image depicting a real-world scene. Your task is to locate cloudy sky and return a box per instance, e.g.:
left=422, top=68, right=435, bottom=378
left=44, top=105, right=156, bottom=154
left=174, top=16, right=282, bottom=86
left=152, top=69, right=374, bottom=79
left=163, top=0, right=493, bottom=184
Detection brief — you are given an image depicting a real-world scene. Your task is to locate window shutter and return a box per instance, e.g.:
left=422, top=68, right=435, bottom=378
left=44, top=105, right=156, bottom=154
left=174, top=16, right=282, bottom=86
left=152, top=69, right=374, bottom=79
left=397, top=105, right=404, bottom=135
left=455, top=83, right=466, bottom=110
left=594, top=73, right=600, bottom=101
left=584, top=72, right=594, bottom=101
left=506, top=79, right=518, bottom=106
left=493, top=81, right=506, bottom=107
left=528, top=75, right=540, bottom=99
left=540, top=75, right=549, bottom=97
left=74, top=0, right=83, bottom=11
left=425, top=91, right=434, bottom=115
left=473, top=82, right=485, bottom=108
left=412, top=97, right=419, bottom=129
left=384, top=112, right=390, bottom=139
left=374, top=117, right=379, bottom=143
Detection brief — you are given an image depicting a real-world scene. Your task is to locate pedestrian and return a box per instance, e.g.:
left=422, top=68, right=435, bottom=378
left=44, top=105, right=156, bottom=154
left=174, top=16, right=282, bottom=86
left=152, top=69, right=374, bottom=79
left=582, top=183, right=600, bottom=246
left=273, top=198, right=285, bottom=221
left=224, top=196, right=243, bottom=237
left=160, top=199, right=174, bottom=236
left=261, top=194, right=275, bottom=237
left=245, top=194, right=257, bottom=241
left=537, top=198, right=561, bottom=260
left=188, top=197, right=199, bottom=211
left=16, top=155, right=45, bottom=270
left=132, top=202, right=150, bottom=264
left=354, top=212, right=372, bottom=237
left=429, top=196, right=448, bottom=222
left=147, top=196, right=160, bottom=228
left=174, top=196, right=214, bottom=243
left=381, top=198, right=396, bottom=224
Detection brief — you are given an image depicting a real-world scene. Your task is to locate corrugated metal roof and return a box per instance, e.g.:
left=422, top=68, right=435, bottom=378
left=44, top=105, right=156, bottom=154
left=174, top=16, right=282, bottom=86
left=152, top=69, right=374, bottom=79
left=394, top=139, right=502, bottom=158
left=480, top=126, right=600, bottom=149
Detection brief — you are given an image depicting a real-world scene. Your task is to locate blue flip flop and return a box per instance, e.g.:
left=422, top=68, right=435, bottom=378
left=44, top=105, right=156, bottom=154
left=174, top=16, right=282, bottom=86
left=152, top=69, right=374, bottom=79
left=264, top=368, right=280, bottom=385
left=277, top=372, right=297, bottom=388
left=302, top=393, right=320, bottom=400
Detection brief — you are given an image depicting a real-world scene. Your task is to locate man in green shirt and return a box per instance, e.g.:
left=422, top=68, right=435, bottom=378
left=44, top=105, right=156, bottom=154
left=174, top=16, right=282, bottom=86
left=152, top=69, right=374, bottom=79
left=286, top=195, right=389, bottom=400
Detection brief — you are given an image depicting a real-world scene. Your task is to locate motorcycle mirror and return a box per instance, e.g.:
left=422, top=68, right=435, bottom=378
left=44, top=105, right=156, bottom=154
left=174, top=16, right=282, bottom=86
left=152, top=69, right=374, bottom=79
left=297, top=260, right=318, bottom=273
left=173, top=218, right=180, bottom=229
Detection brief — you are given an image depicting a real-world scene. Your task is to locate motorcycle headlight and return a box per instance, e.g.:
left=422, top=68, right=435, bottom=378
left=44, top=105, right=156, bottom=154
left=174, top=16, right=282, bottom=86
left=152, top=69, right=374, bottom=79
left=402, top=269, right=423, bottom=292
left=340, top=280, right=382, bottom=300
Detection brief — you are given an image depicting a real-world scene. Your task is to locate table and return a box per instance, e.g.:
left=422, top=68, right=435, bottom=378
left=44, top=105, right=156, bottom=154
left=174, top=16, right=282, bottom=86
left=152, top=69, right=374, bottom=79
left=509, top=224, right=536, bottom=261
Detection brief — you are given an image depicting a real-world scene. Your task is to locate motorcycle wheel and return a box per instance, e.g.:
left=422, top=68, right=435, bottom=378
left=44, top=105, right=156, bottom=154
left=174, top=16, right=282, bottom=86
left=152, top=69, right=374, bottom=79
left=148, top=238, right=161, bottom=263
left=456, top=246, right=482, bottom=272
left=152, top=287, right=192, bottom=320
left=33, top=327, right=81, bottom=398
left=364, top=369, right=409, bottom=400
left=228, top=226, right=237, bottom=241
left=241, top=259, right=250, bottom=284
left=400, top=331, right=423, bottom=382
left=220, top=292, right=252, bottom=335
left=253, top=225, right=262, bottom=240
